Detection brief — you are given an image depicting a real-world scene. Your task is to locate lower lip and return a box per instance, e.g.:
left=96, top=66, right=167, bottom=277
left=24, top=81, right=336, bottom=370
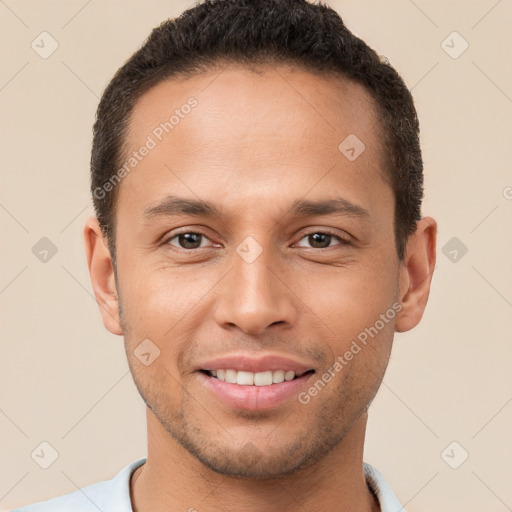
left=197, top=371, right=315, bottom=411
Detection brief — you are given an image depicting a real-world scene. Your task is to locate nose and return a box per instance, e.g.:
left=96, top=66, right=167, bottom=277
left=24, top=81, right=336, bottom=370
left=213, top=246, right=298, bottom=336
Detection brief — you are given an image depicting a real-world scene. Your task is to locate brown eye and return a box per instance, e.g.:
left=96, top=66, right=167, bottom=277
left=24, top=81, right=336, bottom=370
left=167, top=232, right=209, bottom=250
left=295, top=232, right=351, bottom=249
left=307, top=233, right=333, bottom=249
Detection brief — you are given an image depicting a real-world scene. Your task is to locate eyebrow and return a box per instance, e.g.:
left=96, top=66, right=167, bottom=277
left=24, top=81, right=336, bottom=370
left=143, top=195, right=369, bottom=221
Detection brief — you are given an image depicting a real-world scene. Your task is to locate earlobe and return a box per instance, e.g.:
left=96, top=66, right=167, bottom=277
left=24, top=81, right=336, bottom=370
left=83, top=216, right=123, bottom=336
left=395, top=217, right=437, bottom=333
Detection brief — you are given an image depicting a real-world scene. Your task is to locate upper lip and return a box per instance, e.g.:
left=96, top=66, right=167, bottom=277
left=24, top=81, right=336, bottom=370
left=195, top=353, right=315, bottom=375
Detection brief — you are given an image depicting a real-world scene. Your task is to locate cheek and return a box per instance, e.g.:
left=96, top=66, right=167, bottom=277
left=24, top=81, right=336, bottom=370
left=294, top=258, right=398, bottom=340
left=118, top=261, right=204, bottom=331
left=314, top=269, right=397, bottom=405
left=117, top=264, right=214, bottom=373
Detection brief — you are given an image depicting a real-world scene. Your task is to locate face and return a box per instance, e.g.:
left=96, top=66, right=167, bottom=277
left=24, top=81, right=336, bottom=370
left=109, top=64, right=403, bottom=478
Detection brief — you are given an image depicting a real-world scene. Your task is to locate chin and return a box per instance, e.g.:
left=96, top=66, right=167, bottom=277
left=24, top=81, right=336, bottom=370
left=170, top=422, right=340, bottom=480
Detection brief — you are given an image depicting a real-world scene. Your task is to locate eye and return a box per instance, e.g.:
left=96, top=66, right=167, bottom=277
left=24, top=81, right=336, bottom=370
left=165, top=231, right=216, bottom=250
left=295, top=231, right=351, bottom=249
left=162, top=230, right=351, bottom=252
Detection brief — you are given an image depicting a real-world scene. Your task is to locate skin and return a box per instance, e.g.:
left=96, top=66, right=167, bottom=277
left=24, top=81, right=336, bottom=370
left=84, top=63, right=436, bottom=512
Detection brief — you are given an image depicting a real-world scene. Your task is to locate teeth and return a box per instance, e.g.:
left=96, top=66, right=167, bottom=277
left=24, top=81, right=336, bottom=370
left=254, top=371, right=272, bottom=386
left=284, top=370, right=295, bottom=381
left=237, top=371, right=254, bottom=385
left=272, top=370, right=285, bottom=384
left=208, top=369, right=298, bottom=386
left=225, top=369, right=237, bottom=384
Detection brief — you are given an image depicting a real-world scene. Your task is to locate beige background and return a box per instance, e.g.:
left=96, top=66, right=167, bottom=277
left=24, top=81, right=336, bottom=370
left=1, top=0, right=511, bottom=510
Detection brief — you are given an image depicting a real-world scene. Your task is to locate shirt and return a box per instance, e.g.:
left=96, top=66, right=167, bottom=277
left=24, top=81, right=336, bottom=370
left=11, top=458, right=406, bottom=512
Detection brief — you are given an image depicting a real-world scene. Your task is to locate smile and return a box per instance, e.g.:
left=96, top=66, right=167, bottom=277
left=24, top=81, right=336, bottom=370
left=203, top=369, right=313, bottom=386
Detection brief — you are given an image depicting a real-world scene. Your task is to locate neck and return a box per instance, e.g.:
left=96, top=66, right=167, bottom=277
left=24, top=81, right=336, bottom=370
left=131, top=408, right=380, bottom=512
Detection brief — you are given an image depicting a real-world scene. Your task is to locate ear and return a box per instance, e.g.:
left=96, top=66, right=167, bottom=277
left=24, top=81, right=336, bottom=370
left=83, top=216, right=123, bottom=335
left=395, top=216, right=437, bottom=333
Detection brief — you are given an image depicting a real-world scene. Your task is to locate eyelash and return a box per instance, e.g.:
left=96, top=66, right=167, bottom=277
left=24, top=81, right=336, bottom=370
left=162, top=229, right=352, bottom=251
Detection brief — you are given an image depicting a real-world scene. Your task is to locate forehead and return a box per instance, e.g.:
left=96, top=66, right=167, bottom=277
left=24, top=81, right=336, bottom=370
left=126, top=63, right=382, bottom=152
left=119, top=63, right=389, bottom=222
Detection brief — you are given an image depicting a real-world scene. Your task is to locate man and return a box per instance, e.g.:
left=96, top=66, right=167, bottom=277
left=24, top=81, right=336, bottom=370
left=14, top=0, right=436, bottom=510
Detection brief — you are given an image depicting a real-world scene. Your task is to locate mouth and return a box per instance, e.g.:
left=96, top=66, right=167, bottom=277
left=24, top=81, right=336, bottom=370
left=197, top=366, right=316, bottom=410
left=194, top=353, right=317, bottom=410
left=200, top=368, right=315, bottom=386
